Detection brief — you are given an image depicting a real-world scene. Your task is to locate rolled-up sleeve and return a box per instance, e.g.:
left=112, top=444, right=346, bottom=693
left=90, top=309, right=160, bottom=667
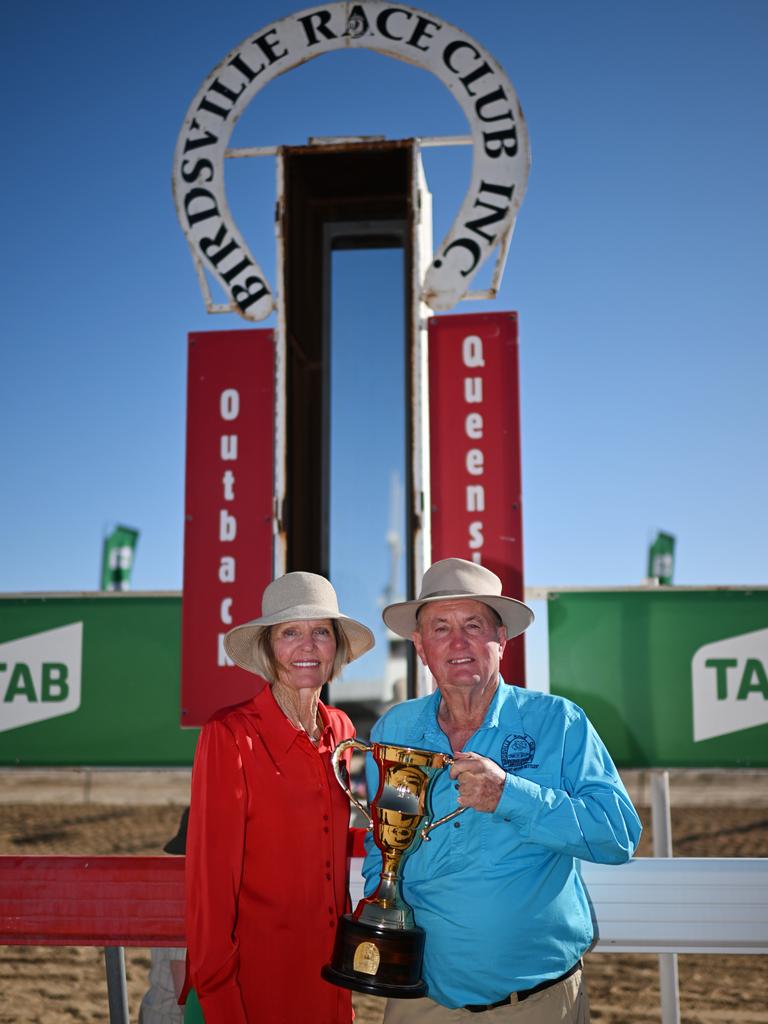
left=185, top=721, right=249, bottom=1023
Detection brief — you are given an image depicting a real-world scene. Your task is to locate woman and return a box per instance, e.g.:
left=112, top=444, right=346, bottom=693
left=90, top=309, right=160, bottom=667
left=184, top=571, right=374, bottom=1023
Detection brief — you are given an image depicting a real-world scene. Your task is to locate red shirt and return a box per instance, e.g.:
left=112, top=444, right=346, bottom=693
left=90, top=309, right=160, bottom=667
left=185, top=685, right=355, bottom=1023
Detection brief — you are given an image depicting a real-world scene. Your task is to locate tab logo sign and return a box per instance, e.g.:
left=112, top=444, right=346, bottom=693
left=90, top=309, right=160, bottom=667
left=0, top=623, right=83, bottom=733
left=691, top=626, right=768, bottom=742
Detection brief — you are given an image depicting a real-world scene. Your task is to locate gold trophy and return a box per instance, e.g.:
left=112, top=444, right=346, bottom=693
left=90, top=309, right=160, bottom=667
left=322, top=739, right=463, bottom=997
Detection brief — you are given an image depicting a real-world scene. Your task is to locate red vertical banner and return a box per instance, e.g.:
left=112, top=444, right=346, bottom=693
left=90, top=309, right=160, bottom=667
left=181, top=330, right=275, bottom=726
left=428, top=312, right=526, bottom=686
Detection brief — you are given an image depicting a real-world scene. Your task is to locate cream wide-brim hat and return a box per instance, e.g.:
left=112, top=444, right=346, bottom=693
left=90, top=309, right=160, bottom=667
left=224, top=571, right=375, bottom=678
left=383, top=558, right=534, bottom=639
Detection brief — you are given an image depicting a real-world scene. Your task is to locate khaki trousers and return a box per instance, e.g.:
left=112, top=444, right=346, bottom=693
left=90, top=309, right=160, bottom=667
left=382, top=970, right=589, bottom=1024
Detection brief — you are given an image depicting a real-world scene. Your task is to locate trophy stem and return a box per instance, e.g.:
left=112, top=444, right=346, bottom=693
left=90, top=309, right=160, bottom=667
left=355, top=871, right=414, bottom=929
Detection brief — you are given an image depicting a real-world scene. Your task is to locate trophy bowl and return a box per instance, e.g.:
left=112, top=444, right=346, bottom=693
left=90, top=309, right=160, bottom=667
left=322, top=739, right=463, bottom=998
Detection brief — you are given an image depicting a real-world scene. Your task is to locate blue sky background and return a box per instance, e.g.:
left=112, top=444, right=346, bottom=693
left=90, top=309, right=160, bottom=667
left=1, top=1, right=766, bottom=689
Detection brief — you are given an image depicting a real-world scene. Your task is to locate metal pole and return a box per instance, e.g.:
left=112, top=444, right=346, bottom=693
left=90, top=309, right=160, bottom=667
left=650, top=770, right=680, bottom=1024
left=410, top=145, right=433, bottom=698
left=103, top=946, right=130, bottom=1024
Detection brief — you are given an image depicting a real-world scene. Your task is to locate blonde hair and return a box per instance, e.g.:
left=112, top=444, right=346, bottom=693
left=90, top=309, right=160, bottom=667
left=257, top=620, right=351, bottom=685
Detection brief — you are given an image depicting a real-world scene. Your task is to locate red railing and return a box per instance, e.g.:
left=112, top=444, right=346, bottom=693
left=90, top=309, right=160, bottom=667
left=0, top=830, right=369, bottom=1022
left=0, top=855, right=186, bottom=947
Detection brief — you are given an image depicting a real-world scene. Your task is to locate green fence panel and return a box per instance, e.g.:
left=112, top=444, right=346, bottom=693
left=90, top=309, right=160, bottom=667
left=0, top=593, right=198, bottom=766
left=548, top=588, right=768, bottom=768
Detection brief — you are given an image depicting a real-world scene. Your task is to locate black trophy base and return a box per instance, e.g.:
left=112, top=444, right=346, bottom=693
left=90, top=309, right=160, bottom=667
left=322, top=913, right=427, bottom=998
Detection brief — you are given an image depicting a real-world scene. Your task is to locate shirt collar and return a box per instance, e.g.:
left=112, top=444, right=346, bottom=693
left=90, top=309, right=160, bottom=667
left=488, top=679, right=525, bottom=732
left=417, top=689, right=449, bottom=749
left=315, top=702, right=337, bottom=755
left=417, top=679, right=522, bottom=749
left=250, top=685, right=336, bottom=765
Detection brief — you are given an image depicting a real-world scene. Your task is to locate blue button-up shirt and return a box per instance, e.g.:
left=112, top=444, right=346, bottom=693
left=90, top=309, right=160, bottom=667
left=362, top=682, right=641, bottom=1008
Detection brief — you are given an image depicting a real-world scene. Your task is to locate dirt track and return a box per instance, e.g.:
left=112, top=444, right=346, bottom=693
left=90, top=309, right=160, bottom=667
left=0, top=799, right=766, bottom=1023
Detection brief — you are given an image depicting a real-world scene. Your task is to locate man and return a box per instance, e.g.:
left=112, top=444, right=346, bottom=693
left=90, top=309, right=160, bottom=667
left=363, top=558, right=641, bottom=1023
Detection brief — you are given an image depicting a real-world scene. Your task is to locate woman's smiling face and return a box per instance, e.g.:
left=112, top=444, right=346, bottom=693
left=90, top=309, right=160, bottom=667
left=271, top=619, right=337, bottom=691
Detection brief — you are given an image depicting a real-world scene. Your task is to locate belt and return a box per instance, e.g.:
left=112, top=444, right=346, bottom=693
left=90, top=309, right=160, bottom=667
left=463, top=960, right=583, bottom=1014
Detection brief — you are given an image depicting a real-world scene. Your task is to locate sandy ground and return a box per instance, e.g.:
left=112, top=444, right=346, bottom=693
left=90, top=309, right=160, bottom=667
left=0, top=793, right=766, bottom=1023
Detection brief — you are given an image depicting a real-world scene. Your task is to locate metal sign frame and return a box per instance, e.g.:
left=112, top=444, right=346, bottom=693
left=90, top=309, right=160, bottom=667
left=172, top=1, right=529, bottom=321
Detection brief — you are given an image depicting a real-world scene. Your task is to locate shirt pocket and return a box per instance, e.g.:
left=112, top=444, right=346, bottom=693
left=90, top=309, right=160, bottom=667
left=509, top=769, right=559, bottom=794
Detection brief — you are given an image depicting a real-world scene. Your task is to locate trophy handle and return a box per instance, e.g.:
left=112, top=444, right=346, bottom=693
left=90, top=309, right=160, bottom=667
left=331, top=737, right=374, bottom=827
left=419, top=753, right=467, bottom=840
left=420, top=804, right=466, bottom=840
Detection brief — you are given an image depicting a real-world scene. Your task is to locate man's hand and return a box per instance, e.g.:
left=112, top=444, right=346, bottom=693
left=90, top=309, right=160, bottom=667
left=449, top=751, right=505, bottom=813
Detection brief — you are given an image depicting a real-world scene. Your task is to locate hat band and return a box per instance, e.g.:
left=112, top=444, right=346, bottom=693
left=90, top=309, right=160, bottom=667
left=418, top=588, right=500, bottom=601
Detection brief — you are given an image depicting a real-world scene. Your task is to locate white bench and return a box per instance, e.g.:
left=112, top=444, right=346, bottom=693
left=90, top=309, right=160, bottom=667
left=350, top=855, right=768, bottom=955
left=580, top=857, right=768, bottom=954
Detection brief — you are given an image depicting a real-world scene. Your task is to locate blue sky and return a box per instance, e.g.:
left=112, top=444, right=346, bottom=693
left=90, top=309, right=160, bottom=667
left=1, top=1, right=766, bottom=688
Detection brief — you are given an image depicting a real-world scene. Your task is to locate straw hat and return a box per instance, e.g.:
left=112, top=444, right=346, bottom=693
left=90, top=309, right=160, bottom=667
left=383, top=558, right=534, bottom=639
left=224, top=571, right=374, bottom=677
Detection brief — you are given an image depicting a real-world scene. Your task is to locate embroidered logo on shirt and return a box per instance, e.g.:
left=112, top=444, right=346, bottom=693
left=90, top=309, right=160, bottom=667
left=500, top=733, right=537, bottom=771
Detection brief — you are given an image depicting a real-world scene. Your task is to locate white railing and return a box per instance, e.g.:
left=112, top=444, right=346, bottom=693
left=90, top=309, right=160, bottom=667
left=350, top=855, right=768, bottom=955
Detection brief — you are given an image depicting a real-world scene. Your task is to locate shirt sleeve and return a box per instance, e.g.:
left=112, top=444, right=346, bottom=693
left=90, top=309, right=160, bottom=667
left=185, top=719, right=249, bottom=1023
left=492, top=706, right=642, bottom=864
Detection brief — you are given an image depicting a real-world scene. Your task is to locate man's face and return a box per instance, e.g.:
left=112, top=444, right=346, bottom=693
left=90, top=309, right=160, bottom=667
left=412, top=599, right=507, bottom=691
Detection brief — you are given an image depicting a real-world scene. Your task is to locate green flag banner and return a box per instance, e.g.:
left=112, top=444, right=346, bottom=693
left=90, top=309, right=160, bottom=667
left=101, top=525, right=140, bottom=591
left=647, top=530, right=675, bottom=584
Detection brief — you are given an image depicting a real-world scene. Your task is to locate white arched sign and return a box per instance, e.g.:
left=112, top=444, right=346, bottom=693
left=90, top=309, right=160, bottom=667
left=172, top=2, right=530, bottom=321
